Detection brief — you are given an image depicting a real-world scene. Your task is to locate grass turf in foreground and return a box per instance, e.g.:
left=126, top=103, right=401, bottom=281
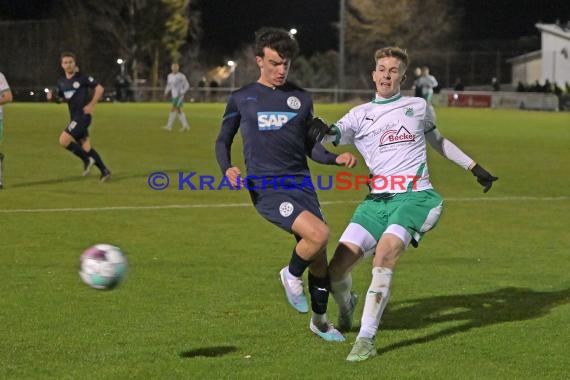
left=0, top=103, right=569, bottom=379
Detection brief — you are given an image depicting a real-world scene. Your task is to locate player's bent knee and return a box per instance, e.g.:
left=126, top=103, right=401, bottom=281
left=59, top=134, right=71, bottom=147
left=312, top=224, right=330, bottom=248
left=373, top=247, right=402, bottom=269
left=329, top=243, right=361, bottom=280
left=378, top=255, right=399, bottom=269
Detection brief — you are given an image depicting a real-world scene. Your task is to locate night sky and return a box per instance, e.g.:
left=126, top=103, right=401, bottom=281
left=197, top=0, right=570, bottom=54
left=1, top=0, right=569, bottom=54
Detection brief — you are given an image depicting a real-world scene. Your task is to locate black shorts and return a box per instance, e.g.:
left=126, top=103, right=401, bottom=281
left=64, top=114, right=91, bottom=141
left=248, top=179, right=324, bottom=233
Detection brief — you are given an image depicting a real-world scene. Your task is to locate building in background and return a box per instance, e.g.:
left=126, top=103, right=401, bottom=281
left=509, top=23, right=570, bottom=87
left=536, top=23, right=570, bottom=85
left=507, top=50, right=541, bottom=86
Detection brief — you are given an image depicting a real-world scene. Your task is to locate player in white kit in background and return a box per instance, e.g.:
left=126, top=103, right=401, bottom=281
left=163, top=63, right=190, bottom=132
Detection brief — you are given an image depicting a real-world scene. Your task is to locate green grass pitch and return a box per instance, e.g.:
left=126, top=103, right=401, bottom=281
left=0, top=102, right=569, bottom=379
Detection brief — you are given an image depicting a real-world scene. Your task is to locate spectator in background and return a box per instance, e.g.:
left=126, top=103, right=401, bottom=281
left=209, top=79, right=219, bottom=101
left=414, top=66, right=438, bottom=103
left=115, top=72, right=134, bottom=102
left=543, top=79, right=552, bottom=93
left=492, top=77, right=500, bottom=91
left=198, top=76, right=207, bottom=102
left=0, top=71, right=13, bottom=189
left=517, top=81, right=526, bottom=92
left=553, top=82, right=563, bottom=97
left=412, top=67, right=422, bottom=97
left=163, top=63, right=190, bottom=132
left=453, top=77, right=465, bottom=91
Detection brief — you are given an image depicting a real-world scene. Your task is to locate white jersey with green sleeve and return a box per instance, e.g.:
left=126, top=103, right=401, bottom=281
left=0, top=72, right=10, bottom=121
left=326, top=94, right=436, bottom=194
left=165, top=72, right=190, bottom=98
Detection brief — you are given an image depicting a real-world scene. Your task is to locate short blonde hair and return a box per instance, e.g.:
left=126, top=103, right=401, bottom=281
left=374, top=47, right=409, bottom=68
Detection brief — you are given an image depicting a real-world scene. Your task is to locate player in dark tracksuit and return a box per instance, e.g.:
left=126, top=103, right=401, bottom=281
left=48, top=52, right=111, bottom=182
left=215, top=28, right=358, bottom=341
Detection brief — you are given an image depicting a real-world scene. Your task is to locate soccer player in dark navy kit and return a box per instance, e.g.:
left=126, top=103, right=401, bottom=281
left=47, top=52, right=111, bottom=181
left=215, top=28, right=358, bottom=342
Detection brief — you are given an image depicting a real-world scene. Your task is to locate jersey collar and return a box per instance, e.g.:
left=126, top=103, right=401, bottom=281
left=372, top=93, right=402, bottom=104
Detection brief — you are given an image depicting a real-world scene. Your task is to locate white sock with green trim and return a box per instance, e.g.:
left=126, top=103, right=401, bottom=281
left=178, top=112, right=189, bottom=128
left=166, top=112, right=176, bottom=129
left=358, top=267, right=392, bottom=339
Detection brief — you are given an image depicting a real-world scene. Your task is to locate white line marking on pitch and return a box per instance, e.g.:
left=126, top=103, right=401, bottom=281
left=0, top=196, right=567, bottom=214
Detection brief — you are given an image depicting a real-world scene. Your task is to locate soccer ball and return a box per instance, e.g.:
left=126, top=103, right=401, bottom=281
left=79, top=244, right=127, bottom=290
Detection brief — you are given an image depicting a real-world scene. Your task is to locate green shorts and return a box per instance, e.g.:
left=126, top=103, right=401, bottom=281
left=350, top=189, right=443, bottom=248
left=171, top=97, right=184, bottom=108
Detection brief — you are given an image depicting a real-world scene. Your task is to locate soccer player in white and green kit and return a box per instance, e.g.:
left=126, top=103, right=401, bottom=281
left=309, top=46, right=498, bottom=361
left=163, top=63, right=190, bottom=132
left=0, top=72, right=14, bottom=189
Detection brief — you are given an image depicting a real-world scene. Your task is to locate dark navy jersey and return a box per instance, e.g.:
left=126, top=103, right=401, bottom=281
left=55, top=72, right=99, bottom=119
left=215, top=82, right=337, bottom=177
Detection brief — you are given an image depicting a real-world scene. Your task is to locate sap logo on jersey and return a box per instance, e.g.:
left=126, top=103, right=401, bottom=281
left=257, top=112, right=297, bottom=131
left=63, top=90, right=75, bottom=99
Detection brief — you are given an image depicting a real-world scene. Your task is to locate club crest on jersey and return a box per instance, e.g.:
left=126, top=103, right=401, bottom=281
left=404, top=107, right=414, bottom=117
left=287, top=96, right=301, bottom=110
left=73, top=81, right=80, bottom=89
left=257, top=112, right=297, bottom=131
left=379, top=126, right=416, bottom=146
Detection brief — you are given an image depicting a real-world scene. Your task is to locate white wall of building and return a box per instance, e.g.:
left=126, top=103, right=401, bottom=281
left=508, top=51, right=542, bottom=85
left=537, top=24, right=570, bottom=86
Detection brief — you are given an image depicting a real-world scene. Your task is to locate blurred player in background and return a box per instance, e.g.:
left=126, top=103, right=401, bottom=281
left=0, top=71, right=13, bottom=189
left=162, top=63, right=190, bottom=132
left=47, top=52, right=111, bottom=182
left=310, top=46, right=497, bottom=361
left=215, top=27, right=358, bottom=342
left=412, top=67, right=422, bottom=97
left=414, top=66, right=438, bottom=110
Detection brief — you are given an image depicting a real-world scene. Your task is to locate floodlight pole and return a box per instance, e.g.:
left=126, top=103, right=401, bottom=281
left=338, top=0, right=346, bottom=102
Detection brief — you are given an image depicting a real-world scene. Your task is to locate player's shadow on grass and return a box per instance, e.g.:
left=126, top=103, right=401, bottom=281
left=179, top=346, right=237, bottom=358
left=10, top=175, right=90, bottom=188
left=375, top=287, right=570, bottom=355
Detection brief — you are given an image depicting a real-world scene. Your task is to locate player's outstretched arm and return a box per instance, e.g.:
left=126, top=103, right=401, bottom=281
left=426, top=128, right=497, bottom=192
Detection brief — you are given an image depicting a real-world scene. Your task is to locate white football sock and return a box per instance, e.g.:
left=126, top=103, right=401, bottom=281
left=178, top=112, right=189, bottom=128
left=331, top=274, right=353, bottom=311
left=166, top=112, right=176, bottom=129
left=357, top=267, right=393, bottom=339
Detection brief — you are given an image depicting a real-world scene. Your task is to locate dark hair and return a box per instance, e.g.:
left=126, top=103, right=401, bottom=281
left=374, top=47, right=409, bottom=68
left=60, top=51, right=76, bottom=61
left=254, top=27, right=299, bottom=60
